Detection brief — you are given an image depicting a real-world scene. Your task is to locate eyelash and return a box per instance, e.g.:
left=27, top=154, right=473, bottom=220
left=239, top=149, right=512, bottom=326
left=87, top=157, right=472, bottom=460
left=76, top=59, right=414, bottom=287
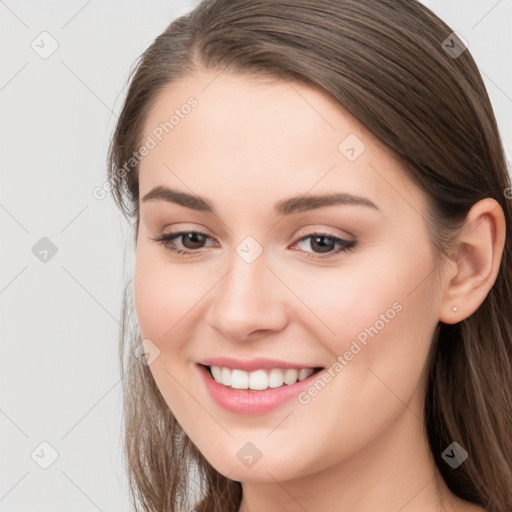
left=150, top=230, right=357, bottom=259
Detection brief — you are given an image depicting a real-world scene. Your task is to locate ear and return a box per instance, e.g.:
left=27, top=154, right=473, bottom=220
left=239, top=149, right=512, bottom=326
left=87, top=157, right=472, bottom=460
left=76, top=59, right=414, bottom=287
left=439, top=198, right=506, bottom=324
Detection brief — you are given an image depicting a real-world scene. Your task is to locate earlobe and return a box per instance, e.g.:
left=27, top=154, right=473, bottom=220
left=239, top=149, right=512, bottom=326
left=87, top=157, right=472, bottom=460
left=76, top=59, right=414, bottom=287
left=439, top=198, right=506, bottom=324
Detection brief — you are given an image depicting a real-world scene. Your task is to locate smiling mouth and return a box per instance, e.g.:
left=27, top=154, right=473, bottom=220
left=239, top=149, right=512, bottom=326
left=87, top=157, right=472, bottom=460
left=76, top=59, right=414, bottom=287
left=201, top=364, right=323, bottom=391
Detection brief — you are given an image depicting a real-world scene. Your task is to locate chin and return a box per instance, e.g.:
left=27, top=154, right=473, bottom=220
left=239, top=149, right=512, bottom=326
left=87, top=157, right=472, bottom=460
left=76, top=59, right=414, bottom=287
left=198, top=443, right=313, bottom=484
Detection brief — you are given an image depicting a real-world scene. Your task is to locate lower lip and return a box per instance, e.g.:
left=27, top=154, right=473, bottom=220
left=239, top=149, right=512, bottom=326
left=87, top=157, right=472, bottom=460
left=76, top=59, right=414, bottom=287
left=197, top=364, right=321, bottom=415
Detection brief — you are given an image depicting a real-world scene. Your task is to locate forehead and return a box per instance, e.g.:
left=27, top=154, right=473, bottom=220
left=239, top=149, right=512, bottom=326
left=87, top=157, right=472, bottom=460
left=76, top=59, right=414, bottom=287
left=138, top=70, right=427, bottom=219
left=144, top=70, right=365, bottom=141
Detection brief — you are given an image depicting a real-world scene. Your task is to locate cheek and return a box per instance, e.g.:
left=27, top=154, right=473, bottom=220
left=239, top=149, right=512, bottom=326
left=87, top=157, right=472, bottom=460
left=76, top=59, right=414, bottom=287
left=289, top=247, right=434, bottom=351
left=133, top=247, right=209, bottom=425
left=291, top=241, right=438, bottom=405
left=134, top=245, right=199, bottom=342
left=267, top=253, right=439, bottom=474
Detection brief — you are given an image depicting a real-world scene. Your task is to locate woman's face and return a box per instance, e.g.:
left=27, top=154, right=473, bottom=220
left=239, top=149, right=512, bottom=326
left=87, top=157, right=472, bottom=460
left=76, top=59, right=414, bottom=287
left=134, top=70, right=446, bottom=482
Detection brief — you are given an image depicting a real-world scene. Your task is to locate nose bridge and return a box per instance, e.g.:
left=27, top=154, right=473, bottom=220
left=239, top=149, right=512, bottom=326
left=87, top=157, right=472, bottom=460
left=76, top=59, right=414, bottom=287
left=206, top=244, right=288, bottom=339
left=226, top=253, right=266, bottom=301
left=219, top=249, right=273, bottom=315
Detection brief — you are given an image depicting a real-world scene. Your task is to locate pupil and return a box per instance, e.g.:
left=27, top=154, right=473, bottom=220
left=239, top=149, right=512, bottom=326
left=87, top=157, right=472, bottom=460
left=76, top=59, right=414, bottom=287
left=183, top=233, right=205, bottom=249
left=311, top=235, right=334, bottom=253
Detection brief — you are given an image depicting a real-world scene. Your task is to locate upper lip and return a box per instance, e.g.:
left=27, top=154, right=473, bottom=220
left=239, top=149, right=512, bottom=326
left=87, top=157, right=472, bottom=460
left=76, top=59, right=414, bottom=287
left=197, top=357, right=323, bottom=372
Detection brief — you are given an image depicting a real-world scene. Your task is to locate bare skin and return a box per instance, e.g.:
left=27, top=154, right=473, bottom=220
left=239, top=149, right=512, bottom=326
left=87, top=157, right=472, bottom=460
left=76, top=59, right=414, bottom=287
left=133, top=69, right=504, bottom=512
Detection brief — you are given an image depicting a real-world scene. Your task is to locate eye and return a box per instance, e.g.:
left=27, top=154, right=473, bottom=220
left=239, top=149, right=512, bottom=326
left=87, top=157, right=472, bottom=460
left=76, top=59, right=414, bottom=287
left=151, top=230, right=356, bottom=258
left=292, top=233, right=356, bottom=258
left=150, top=231, right=215, bottom=255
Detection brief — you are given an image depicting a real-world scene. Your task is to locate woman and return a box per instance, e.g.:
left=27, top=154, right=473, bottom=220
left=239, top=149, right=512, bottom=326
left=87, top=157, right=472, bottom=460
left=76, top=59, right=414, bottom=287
left=107, top=1, right=512, bottom=510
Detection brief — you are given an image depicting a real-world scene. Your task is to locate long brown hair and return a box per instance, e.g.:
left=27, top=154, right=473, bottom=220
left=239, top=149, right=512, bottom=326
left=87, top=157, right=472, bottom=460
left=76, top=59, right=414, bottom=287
left=108, top=1, right=512, bottom=510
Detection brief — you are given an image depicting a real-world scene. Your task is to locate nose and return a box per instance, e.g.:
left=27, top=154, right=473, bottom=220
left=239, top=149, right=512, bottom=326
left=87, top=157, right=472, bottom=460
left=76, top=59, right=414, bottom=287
left=205, top=251, right=289, bottom=341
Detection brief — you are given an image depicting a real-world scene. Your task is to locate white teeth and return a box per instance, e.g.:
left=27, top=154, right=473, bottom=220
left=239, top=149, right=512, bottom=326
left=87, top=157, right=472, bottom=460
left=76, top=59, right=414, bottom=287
left=221, top=367, right=231, bottom=386
left=248, top=369, right=268, bottom=391
left=209, top=366, right=315, bottom=390
left=298, top=368, right=311, bottom=381
left=283, top=369, right=299, bottom=385
left=268, top=368, right=284, bottom=388
left=231, top=369, right=249, bottom=389
left=211, top=365, right=222, bottom=382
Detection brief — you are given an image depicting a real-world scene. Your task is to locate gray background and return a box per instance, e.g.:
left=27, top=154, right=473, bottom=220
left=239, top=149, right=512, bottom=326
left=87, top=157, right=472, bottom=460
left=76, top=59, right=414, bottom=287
left=1, top=1, right=511, bottom=511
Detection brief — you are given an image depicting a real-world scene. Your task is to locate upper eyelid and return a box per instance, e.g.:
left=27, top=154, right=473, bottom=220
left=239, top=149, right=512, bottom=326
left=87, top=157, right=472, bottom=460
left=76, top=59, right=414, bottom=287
left=161, top=222, right=354, bottom=239
left=161, top=229, right=350, bottom=239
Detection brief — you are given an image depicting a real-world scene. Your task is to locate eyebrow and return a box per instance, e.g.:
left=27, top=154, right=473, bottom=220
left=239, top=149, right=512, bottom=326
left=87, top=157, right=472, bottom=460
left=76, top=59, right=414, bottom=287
left=141, top=186, right=380, bottom=216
